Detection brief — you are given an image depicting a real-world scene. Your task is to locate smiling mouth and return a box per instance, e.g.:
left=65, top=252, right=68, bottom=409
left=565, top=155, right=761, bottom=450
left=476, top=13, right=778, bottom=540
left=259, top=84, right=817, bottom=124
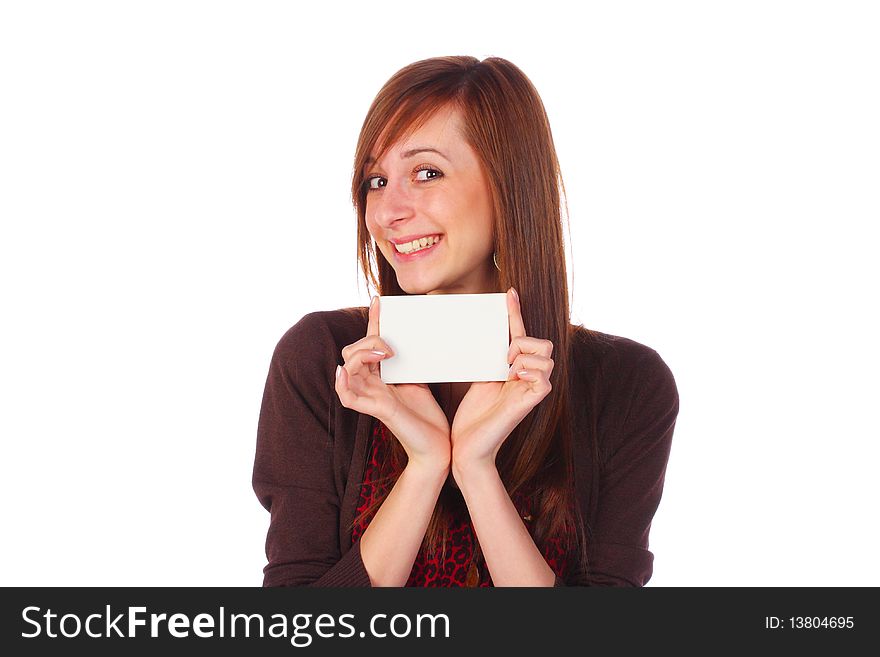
left=392, top=234, right=443, bottom=255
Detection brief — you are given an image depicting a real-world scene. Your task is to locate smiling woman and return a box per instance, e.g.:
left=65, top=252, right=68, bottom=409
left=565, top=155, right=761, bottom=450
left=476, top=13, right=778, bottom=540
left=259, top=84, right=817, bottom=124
left=252, top=56, right=680, bottom=587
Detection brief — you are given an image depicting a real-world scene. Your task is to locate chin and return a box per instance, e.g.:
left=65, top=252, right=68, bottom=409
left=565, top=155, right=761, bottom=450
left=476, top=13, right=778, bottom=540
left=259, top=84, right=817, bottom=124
left=398, top=283, right=429, bottom=295
left=397, top=278, right=438, bottom=296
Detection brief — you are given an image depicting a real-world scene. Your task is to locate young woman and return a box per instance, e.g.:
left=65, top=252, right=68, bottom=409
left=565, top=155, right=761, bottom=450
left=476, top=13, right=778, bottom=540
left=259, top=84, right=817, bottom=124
left=253, top=56, right=679, bottom=587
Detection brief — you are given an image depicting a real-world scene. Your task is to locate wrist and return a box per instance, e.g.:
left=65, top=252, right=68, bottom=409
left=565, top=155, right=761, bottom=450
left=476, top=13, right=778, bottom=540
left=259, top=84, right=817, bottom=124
left=451, top=452, right=497, bottom=487
left=383, top=407, right=451, bottom=470
left=404, top=457, right=450, bottom=484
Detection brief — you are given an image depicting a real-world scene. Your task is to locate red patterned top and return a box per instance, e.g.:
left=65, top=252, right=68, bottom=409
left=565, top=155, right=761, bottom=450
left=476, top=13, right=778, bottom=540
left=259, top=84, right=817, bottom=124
left=351, top=420, right=570, bottom=586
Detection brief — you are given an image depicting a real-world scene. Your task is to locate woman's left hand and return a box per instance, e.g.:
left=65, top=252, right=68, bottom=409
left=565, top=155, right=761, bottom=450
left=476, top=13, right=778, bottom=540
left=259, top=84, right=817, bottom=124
left=450, top=288, right=554, bottom=479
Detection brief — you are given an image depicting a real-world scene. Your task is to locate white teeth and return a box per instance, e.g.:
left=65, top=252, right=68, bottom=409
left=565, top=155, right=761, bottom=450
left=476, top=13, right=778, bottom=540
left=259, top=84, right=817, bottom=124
left=394, top=235, right=440, bottom=254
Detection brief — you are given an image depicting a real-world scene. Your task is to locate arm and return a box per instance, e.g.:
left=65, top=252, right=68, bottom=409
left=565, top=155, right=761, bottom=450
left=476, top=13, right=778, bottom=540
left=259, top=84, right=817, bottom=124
left=252, top=313, right=372, bottom=586
left=567, top=348, right=680, bottom=586
left=454, top=461, right=557, bottom=587
left=332, top=296, right=455, bottom=586
left=359, top=458, right=449, bottom=586
left=448, top=287, right=560, bottom=586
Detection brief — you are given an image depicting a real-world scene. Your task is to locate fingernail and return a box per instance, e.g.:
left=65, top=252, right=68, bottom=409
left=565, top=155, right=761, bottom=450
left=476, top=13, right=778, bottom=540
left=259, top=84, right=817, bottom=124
left=370, top=296, right=377, bottom=310
left=335, top=365, right=342, bottom=379
left=371, top=350, right=386, bottom=356
left=510, top=287, right=519, bottom=303
left=517, top=369, right=530, bottom=377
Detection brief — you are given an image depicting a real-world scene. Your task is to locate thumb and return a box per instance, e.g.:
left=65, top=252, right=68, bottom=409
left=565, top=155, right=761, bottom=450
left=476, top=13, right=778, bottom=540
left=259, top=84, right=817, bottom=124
left=366, top=295, right=380, bottom=336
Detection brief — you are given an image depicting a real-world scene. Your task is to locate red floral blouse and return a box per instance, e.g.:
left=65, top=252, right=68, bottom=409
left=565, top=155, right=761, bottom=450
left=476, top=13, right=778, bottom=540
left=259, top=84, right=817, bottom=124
left=351, top=420, right=569, bottom=586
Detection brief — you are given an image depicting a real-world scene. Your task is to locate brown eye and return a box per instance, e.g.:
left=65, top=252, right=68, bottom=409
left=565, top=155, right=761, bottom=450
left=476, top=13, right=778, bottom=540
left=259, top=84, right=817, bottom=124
left=414, top=167, right=442, bottom=181
left=364, top=176, right=386, bottom=191
left=416, top=169, right=443, bottom=181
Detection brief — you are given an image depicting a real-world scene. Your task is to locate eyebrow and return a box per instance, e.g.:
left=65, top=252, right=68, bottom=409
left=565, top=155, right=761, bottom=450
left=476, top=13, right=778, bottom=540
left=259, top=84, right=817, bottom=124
left=364, top=147, right=450, bottom=167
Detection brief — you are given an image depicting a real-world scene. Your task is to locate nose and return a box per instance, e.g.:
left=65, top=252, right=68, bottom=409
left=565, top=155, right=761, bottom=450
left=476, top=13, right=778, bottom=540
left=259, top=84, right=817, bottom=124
left=369, top=174, right=416, bottom=232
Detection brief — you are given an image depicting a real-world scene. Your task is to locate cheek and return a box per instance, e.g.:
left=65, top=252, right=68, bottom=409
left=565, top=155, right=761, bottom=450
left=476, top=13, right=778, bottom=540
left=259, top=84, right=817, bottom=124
left=466, top=206, right=495, bottom=247
left=364, top=215, right=380, bottom=240
left=460, top=182, right=494, bottom=232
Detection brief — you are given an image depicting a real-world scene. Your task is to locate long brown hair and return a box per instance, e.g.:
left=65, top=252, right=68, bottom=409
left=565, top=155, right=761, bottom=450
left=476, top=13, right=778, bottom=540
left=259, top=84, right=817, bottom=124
left=348, top=55, right=589, bottom=582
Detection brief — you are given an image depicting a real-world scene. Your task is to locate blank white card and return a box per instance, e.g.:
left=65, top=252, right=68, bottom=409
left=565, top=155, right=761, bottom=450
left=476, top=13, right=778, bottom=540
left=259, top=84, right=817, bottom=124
left=379, top=293, right=510, bottom=384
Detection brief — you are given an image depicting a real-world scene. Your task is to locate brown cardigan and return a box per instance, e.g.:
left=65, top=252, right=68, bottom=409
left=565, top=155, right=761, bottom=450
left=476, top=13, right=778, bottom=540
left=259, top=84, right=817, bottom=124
left=252, top=307, right=679, bottom=587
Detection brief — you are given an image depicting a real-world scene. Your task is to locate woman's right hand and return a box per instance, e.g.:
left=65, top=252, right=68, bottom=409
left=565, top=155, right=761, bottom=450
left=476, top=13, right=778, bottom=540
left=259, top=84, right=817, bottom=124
left=335, top=296, right=451, bottom=470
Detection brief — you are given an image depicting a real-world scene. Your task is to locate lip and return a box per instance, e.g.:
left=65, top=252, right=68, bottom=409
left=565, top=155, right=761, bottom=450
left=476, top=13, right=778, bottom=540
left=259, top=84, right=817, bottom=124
left=390, top=234, right=443, bottom=262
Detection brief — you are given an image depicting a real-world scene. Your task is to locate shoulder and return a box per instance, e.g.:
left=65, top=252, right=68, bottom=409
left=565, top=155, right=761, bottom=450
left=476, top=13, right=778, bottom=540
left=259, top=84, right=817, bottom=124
left=571, top=325, right=673, bottom=375
left=265, top=307, right=369, bottom=395
left=274, top=307, right=369, bottom=359
left=568, top=324, right=679, bottom=422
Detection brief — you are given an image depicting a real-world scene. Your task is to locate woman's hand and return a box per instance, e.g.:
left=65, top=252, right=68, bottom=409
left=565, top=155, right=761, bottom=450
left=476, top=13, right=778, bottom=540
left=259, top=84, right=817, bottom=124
left=450, top=288, right=554, bottom=480
left=335, top=296, right=451, bottom=469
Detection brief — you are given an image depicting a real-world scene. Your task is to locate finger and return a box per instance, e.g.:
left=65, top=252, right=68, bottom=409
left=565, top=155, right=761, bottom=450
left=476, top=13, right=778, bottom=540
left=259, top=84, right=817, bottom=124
left=507, top=336, right=553, bottom=365
left=511, top=369, right=552, bottom=394
left=507, top=287, right=526, bottom=340
left=344, top=348, right=391, bottom=375
left=509, top=354, right=554, bottom=373
left=508, top=364, right=553, bottom=395
left=507, top=354, right=554, bottom=380
left=335, top=361, right=350, bottom=391
left=367, top=295, right=380, bottom=337
left=342, top=336, right=395, bottom=362
left=335, top=365, right=381, bottom=415
left=335, top=363, right=356, bottom=406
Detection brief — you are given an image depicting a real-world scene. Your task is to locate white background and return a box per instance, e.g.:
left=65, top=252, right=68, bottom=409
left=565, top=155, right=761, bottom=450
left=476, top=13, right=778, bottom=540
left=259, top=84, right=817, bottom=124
left=1, top=1, right=877, bottom=586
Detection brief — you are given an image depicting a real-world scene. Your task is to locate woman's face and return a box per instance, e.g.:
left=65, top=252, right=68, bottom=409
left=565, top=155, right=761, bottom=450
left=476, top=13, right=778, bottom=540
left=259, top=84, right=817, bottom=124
left=364, top=105, right=497, bottom=295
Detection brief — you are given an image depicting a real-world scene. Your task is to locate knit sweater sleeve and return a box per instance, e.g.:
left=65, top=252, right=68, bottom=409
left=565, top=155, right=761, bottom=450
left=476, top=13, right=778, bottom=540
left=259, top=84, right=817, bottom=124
left=564, top=347, right=679, bottom=587
left=252, top=312, right=372, bottom=587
